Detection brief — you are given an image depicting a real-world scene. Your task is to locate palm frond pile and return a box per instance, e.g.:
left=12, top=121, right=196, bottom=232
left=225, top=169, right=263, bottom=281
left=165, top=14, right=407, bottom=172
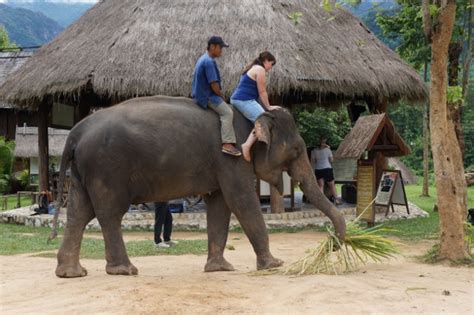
left=283, top=221, right=399, bottom=276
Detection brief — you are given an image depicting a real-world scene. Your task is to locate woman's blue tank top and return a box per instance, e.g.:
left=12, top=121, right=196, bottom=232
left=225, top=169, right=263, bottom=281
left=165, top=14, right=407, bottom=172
left=231, top=74, right=259, bottom=101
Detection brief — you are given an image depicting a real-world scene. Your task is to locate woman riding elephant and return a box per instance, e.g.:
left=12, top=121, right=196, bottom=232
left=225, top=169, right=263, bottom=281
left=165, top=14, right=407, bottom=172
left=230, top=51, right=281, bottom=162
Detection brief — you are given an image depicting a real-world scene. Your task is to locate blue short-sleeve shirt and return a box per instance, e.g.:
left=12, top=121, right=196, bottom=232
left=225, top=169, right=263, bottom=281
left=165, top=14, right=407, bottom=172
left=191, top=53, right=224, bottom=108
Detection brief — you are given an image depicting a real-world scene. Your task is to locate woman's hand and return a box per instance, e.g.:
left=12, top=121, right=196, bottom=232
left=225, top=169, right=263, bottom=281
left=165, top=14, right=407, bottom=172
left=267, top=105, right=282, bottom=111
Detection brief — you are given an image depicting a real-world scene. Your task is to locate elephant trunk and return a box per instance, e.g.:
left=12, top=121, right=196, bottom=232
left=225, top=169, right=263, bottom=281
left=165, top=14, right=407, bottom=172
left=289, top=154, right=346, bottom=240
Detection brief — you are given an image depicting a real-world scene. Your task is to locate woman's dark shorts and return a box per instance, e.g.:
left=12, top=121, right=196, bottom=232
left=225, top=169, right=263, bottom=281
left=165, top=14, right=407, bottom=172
left=315, top=168, right=334, bottom=182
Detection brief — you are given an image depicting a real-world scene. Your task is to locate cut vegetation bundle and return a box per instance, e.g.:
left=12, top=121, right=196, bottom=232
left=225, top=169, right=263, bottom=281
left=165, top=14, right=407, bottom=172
left=283, top=221, right=399, bottom=276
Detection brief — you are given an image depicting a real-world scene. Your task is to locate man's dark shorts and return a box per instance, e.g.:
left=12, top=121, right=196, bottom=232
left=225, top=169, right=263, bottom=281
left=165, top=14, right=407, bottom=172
left=315, top=168, right=334, bottom=182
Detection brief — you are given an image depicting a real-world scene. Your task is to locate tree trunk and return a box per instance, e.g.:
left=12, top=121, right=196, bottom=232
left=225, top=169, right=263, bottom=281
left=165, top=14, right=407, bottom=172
left=422, top=62, right=430, bottom=197
left=428, top=1, right=468, bottom=261
left=38, top=102, right=50, bottom=193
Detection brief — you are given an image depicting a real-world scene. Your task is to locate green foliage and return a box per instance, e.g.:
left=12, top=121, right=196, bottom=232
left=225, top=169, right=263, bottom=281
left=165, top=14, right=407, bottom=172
left=17, top=169, right=30, bottom=189
left=295, top=107, right=351, bottom=149
left=376, top=1, right=430, bottom=70
left=447, top=86, right=463, bottom=104
left=387, top=102, right=430, bottom=175
left=321, top=0, right=334, bottom=13
left=0, top=25, right=16, bottom=50
left=0, top=137, right=15, bottom=194
left=288, top=12, right=303, bottom=25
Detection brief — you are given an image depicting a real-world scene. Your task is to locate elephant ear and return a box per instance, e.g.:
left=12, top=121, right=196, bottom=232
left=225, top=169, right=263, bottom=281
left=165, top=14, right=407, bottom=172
left=255, top=113, right=274, bottom=145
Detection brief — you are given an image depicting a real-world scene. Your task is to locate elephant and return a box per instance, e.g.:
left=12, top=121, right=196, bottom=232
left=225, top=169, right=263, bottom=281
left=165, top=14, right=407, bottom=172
left=51, top=95, right=346, bottom=278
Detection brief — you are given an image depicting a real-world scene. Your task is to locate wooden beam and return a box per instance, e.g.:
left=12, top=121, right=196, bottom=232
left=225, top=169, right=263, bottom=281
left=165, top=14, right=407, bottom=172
left=372, top=144, right=399, bottom=151
left=38, top=102, right=51, bottom=192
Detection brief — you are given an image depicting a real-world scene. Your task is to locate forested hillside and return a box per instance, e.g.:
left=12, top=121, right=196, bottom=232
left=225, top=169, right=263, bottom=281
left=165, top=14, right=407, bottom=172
left=0, top=4, right=63, bottom=46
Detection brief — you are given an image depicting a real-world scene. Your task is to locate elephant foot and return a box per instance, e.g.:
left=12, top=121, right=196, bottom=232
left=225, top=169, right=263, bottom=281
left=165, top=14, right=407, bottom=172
left=204, top=257, right=235, bottom=272
left=257, top=255, right=284, bottom=270
left=56, top=263, right=88, bottom=278
left=106, top=263, right=138, bottom=276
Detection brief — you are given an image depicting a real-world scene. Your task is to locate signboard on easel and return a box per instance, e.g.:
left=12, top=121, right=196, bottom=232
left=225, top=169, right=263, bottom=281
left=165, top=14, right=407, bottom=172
left=375, top=170, right=409, bottom=216
left=356, top=161, right=376, bottom=223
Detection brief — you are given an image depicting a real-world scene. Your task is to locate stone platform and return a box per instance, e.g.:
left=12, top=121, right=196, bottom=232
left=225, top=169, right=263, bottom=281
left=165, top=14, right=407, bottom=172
left=1, top=201, right=428, bottom=231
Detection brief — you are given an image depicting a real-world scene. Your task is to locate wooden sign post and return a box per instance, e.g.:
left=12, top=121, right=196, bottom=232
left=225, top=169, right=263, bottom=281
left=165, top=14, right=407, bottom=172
left=356, top=161, right=376, bottom=225
left=374, top=170, right=409, bottom=216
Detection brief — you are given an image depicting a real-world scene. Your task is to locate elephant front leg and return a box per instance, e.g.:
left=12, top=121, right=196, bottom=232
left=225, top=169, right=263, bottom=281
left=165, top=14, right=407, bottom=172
left=203, top=191, right=235, bottom=272
left=221, top=184, right=283, bottom=270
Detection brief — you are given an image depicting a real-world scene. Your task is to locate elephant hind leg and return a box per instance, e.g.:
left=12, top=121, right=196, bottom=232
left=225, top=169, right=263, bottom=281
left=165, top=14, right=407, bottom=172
left=203, top=191, right=235, bottom=272
left=90, top=191, right=137, bottom=276
left=56, top=174, right=95, bottom=278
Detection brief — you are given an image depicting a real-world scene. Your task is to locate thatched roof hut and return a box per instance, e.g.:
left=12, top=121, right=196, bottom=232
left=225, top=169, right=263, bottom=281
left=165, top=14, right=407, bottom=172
left=14, top=126, right=69, bottom=158
left=334, top=113, right=411, bottom=159
left=0, top=0, right=427, bottom=109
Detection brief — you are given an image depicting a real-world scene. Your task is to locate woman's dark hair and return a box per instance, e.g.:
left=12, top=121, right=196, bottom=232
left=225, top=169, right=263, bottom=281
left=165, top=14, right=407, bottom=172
left=242, top=51, right=276, bottom=74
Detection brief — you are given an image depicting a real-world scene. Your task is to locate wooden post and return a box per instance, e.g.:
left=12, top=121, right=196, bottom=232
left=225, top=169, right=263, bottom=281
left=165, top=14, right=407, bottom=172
left=373, top=97, right=388, bottom=188
left=38, top=102, right=51, bottom=193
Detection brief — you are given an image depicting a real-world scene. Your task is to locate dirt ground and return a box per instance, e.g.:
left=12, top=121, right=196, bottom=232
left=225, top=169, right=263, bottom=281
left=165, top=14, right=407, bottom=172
left=1, top=231, right=472, bottom=314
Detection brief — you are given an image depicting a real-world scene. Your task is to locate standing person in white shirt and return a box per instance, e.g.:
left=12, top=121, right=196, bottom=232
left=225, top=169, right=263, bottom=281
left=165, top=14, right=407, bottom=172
left=311, top=137, right=341, bottom=205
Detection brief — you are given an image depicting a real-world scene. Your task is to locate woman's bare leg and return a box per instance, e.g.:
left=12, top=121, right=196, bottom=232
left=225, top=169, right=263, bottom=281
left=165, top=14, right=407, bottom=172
left=317, top=178, right=325, bottom=192
left=241, top=129, right=257, bottom=162
left=329, top=180, right=337, bottom=199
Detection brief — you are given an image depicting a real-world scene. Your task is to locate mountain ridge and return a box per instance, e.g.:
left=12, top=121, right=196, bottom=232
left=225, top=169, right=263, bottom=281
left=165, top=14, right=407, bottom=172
left=0, top=3, right=63, bottom=47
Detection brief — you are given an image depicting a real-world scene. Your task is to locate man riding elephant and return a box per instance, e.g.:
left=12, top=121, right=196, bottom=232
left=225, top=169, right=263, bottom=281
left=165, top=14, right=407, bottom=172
left=192, top=36, right=241, bottom=157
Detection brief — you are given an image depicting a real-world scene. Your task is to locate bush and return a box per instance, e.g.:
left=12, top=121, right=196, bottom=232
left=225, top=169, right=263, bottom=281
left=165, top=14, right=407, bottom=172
left=0, top=137, right=15, bottom=194
left=295, top=107, right=351, bottom=149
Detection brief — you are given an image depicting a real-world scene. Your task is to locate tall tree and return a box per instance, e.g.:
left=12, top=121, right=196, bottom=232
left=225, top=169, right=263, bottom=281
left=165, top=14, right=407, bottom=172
left=423, top=0, right=468, bottom=261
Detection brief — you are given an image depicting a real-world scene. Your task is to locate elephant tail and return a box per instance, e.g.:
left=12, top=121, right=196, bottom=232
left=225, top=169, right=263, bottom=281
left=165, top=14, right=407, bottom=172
left=47, top=135, right=75, bottom=244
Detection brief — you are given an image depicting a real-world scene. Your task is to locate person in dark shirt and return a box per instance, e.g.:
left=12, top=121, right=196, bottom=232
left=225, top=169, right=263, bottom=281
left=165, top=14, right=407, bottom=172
left=192, top=36, right=241, bottom=157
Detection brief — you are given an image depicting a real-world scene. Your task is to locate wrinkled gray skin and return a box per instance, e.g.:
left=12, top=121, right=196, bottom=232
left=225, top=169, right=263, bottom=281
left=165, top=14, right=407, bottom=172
left=53, top=95, right=346, bottom=278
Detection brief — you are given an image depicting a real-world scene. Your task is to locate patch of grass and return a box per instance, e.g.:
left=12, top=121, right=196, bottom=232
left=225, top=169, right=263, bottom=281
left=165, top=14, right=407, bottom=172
left=420, top=243, right=474, bottom=267
left=0, top=224, right=61, bottom=255
left=377, top=185, right=474, bottom=241
left=421, top=243, right=441, bottom=263
left=0, top=223, right=207, bottom=258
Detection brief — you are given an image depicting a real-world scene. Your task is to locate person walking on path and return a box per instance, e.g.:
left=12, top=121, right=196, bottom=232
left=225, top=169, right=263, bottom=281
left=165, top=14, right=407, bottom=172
left=230, top=51, right=281, bottom=162
left=311, top=137, right=341, bottom=205
left=192, top=36, right=241, bottom=157
left=154, top=202, right=177, bottom=248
